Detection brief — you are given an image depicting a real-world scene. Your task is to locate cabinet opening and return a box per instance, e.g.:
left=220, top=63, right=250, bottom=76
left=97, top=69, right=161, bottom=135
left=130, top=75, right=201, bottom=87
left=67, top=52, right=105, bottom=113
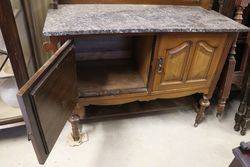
left=75, top=35, right=154, bottom=98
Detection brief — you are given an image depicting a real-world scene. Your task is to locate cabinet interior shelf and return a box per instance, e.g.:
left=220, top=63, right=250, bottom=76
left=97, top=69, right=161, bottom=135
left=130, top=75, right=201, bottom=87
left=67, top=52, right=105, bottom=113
left=77, top=59, right=147, bottom=97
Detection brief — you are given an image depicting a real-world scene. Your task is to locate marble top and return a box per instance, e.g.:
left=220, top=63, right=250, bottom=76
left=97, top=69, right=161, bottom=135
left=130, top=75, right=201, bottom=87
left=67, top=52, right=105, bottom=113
left=43, top=4, right=249, bottom=36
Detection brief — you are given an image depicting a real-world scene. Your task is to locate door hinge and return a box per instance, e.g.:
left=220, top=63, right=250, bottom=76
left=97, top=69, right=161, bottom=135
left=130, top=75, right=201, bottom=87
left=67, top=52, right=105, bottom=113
left=157, top=57, right=164, bottom=73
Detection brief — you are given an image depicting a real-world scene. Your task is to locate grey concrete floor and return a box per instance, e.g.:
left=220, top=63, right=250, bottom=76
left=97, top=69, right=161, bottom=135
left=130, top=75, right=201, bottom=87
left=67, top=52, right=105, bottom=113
left=0, top=98, right=250, bottom=167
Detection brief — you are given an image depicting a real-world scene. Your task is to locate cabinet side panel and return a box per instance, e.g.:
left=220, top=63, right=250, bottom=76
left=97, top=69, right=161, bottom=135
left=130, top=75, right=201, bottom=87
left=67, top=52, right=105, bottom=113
left=207, top=33, right=237, bottom=98
left=134, top=36, right=154, bottom=85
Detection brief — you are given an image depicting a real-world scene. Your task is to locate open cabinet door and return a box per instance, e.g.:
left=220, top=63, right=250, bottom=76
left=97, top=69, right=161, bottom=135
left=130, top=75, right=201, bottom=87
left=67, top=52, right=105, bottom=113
left=17, top=40, right=77, bottom=164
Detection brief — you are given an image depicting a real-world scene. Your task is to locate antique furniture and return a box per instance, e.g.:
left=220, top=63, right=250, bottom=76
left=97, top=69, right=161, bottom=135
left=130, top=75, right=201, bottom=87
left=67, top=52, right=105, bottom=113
left=0, top=0, right=36, bottom=129
left=230, top=142, right=250, bottom=167
left=216, top=0, right=250, bottom=117
left=234, top=37, right=250, bottom=135
left=15, top=0, right=249, bottom=164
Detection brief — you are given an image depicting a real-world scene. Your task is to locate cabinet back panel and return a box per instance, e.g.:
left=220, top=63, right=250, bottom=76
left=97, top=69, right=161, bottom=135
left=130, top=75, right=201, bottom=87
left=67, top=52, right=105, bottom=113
left=75, top=36, right=133, bottom=61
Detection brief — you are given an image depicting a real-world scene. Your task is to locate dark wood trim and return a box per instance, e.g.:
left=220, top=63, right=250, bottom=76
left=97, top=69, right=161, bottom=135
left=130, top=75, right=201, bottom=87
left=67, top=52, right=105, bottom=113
left=0, top=0, right=29, bottom=89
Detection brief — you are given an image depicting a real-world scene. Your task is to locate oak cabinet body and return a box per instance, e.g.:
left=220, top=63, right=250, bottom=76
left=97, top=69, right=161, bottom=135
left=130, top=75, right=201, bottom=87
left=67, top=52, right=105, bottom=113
left=17, top=32, right=235, bottom=164
left=16, top=2, right=249, bottom=164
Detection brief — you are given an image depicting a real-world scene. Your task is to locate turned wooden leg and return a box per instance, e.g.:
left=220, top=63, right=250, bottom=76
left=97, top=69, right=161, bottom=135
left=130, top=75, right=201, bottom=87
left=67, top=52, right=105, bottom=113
left=234, top=113, right=243, bottom=132
left=217, top=98, right=227, bottom=118
left=216, top=0, right=248, bottom=119
left=240, top=118, right=247, bottom=136
left=69, top=114, right=80, bottom=141
left=234, top=101, right=246, bottom=132
left=218, top=0, right=224, bottom=13
left=194, top=95, right=210, bottom=127
left=73, top=103, right=86, bottom=119
left=216, top=58, right=236, bottom=117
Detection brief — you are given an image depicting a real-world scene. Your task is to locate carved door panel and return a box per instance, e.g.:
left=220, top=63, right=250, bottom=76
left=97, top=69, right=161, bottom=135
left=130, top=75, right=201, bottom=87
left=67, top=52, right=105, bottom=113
left=152, top=33, right=227, bottom=92
left=17, top=40, right=77, bottom=164
left=186, top=35, right=227, bottom=86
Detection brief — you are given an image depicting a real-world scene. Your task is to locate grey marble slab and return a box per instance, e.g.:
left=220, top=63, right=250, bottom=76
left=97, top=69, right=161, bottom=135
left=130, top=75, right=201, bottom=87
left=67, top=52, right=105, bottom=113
left=0, top=29, right=7, bottom=53
left=43, top=4, right=249, bottom=36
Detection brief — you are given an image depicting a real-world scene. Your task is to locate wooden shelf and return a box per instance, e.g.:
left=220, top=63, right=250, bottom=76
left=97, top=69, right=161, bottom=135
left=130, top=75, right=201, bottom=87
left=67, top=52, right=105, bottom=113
left=82, top=97, right=194, bottom=122
left=0, top=98, right=23, bottom=129
left=77, top=59, right=147, bottom=97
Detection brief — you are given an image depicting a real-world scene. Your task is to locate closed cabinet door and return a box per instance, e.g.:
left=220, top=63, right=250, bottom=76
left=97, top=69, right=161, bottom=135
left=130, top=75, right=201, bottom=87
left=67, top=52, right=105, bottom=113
left=152, top=33, right=227, bottom=92
left=17, top=40, right=77, bottom=164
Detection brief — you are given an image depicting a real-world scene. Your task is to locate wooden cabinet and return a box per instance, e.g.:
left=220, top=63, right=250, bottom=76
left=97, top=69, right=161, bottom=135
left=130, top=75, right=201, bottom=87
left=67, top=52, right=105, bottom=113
left=14, top=1, right=249, bottom=164
left=17, top=33, right=236, bottom=164
left=152, top=33, right=227, bottom=92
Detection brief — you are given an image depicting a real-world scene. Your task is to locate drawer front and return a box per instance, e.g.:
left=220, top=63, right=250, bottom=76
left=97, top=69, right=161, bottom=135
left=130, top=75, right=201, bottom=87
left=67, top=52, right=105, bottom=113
left=152, top=33, right=227, bottom=92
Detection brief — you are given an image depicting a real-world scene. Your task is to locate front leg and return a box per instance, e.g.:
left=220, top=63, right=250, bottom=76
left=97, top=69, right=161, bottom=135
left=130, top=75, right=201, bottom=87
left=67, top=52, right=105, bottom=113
left=216, top=56, right=236, bottom=118
left=69, top=114, right=80, bottom=141
left=68, top=103, right=87, bottom=144
left=240, top=118, right=248, bottom=136
left=234, top=113, right=243, bottom=132
left=73, top=103, right=86, bottom=119
left=194, top=95, right=210, bottom=127
left=234, top=101, right=246, bottom=132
